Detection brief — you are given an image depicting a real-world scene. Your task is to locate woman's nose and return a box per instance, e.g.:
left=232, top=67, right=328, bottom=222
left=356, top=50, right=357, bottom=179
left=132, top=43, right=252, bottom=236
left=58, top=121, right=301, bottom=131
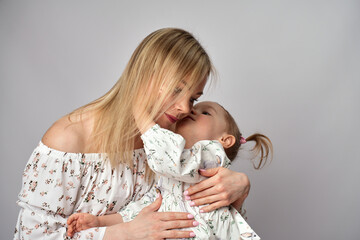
left=175, top=98, right=191, bottom=115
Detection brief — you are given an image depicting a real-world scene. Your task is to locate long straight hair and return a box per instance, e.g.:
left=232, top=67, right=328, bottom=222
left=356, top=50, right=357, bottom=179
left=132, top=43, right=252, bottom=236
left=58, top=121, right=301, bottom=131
left=69, top=28, right=214, bottom=180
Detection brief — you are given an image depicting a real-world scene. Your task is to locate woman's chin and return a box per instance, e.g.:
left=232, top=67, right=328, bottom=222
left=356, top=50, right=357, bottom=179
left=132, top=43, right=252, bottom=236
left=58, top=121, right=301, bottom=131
left=175, top=118, right=191, bottom=130
left=156, top=120, right=175, bottom=131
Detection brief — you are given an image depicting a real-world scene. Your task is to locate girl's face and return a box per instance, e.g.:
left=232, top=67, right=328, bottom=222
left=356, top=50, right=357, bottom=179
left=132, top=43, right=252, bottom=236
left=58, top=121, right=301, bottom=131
left=156, top=79, right=207, bottom=130
left=175, top=101, right=228, bottom=148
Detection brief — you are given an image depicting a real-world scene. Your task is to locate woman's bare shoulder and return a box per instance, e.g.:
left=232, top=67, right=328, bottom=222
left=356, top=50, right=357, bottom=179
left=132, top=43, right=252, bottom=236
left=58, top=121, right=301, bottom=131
left=41, top=114, right=92, bottom=153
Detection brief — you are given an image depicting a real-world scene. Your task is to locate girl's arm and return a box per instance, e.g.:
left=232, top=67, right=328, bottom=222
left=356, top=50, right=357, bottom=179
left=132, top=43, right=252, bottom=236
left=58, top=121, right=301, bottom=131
left=67, top=213, right=123, bottom=237
left=141, top=124, right=228, bottom=183
left=67, top=213, right=123, bottom=231
left=97, top=213, right=123, bottom=227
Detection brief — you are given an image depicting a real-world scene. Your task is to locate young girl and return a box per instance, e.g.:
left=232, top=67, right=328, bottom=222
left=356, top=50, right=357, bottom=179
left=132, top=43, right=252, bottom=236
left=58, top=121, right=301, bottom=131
left=67, top=101, right=273, bottom=239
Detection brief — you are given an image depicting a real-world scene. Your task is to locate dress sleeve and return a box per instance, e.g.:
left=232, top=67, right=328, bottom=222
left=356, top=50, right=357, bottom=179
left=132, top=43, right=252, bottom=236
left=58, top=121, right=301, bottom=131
left=14, top=146, right=106, bottom=240
left=140, top=124, right=230, bottom=183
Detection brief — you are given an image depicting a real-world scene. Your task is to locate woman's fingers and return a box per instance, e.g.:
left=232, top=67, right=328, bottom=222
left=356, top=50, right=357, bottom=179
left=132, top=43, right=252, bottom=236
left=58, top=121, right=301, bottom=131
left=143, top=193, right=162, bottom=213
left=129, top=193, right=200, bottom=239
left=198, top=167, right=220, bottom=177
left=162, top=219, right=198, bottom=230
left=161, top=230, right=196, bottom=239
left=185, top=176, right=215, bottom=196
left=185, top=168, right=251, bottom=212
left=185, top=186, right=232, bottom=212
left=200, top=200, right=228, bottom=213
left=186, top=186, right=217, bottom=200
left=189, top=192, right=224, bottom=207
left=158, top=211, right=194, bottom=221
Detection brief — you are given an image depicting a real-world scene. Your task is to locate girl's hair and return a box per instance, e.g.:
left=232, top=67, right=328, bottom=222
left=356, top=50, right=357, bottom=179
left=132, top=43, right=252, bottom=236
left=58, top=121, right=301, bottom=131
left=222, top=108, right=273, bottom=169
left=69, top=28, right=214, bottom=180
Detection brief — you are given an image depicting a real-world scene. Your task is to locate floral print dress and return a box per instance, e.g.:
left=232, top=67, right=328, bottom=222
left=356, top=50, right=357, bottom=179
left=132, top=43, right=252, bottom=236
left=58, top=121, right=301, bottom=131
left=14, top=142, right=152, bottom=239
left=119, top=124, right=260, bottom=240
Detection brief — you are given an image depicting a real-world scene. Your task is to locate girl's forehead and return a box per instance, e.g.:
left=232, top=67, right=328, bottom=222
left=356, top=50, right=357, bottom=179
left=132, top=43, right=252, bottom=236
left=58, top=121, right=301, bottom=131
left=194, top=101, right=227, bottom=116
left=194, top=101, right=220, bottom=109
left=194, top=102, right=229, bottom=127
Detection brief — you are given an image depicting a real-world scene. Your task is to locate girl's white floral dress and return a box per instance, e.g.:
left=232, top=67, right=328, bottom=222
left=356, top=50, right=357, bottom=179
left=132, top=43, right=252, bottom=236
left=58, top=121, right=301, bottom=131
left=119, top=124, right=260, bottom=240
left=14, top=142, right=152, bottom=239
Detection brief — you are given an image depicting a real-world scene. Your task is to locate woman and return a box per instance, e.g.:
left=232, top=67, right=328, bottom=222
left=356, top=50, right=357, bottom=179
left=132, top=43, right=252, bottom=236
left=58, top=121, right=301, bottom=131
left=14, top=28, right=250, bottom=239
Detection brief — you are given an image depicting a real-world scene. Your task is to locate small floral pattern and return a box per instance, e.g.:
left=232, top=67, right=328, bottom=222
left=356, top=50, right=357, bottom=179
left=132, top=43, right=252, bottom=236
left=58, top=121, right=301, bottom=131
left=119, top=124, right=260, bottom=240
left=14, top=142, right=152, bottom=239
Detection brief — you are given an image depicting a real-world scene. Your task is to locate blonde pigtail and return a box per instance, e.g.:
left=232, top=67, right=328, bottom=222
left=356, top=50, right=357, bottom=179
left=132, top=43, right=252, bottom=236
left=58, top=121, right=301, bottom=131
left=245, top=133, right=273, bottom=169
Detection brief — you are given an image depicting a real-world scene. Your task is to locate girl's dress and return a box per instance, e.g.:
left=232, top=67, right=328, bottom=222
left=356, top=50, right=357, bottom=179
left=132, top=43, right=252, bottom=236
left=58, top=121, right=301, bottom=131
left=14, top=142, right=152, bottom=239
left=119, top=124, right=260, bottom=240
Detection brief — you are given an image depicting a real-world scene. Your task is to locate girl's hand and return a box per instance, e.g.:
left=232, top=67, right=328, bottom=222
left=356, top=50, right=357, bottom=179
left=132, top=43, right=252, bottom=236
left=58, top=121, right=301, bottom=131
left=184, top=167, right=250, bottom=212
left=67, top=213, right=100, bottom=237
left=103, top=194, right=197, bottom=240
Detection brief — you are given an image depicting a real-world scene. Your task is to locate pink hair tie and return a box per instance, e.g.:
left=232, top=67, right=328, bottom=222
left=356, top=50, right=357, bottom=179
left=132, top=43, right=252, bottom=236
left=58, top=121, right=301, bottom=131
left=240, top=137, right=247, bottom=144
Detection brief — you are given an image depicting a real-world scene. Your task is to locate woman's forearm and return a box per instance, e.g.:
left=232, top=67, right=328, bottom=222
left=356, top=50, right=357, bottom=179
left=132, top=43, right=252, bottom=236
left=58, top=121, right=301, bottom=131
left=231, top=197, right=244, bottom=212
left=103, top=222, right=128, bottom=240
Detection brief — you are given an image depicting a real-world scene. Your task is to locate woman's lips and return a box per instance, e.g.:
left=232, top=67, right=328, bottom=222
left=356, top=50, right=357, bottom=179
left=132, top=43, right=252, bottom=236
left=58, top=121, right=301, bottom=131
left=165, top=113, right=178, bottom=123
left=183, top=116, right=194, bottom=121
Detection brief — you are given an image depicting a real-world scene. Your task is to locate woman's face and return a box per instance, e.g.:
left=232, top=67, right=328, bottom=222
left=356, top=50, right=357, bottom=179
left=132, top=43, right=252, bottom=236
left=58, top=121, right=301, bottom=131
left=156, top=79, right=207, bottom=130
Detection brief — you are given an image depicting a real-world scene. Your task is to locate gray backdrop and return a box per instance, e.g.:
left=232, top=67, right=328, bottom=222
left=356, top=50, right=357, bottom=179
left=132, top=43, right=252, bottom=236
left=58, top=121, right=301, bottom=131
left=1, top=1, right=359, bottom=239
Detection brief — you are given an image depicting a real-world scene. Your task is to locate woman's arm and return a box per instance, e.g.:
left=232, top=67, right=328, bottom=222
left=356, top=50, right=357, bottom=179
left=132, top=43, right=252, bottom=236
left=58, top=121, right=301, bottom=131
left=103, top=195, right=196, bottom=240
left=183, top=167, right=250, bottom=213
left=14, top=143, right=108, bottom=240
left=66, top=195, right=197, bottom=240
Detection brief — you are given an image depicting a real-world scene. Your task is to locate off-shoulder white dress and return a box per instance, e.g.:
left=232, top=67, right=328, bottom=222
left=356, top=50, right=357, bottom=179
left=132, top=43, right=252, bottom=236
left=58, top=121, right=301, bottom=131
left=14, top=142, right=152, bottom=239
left=119, top=124, right=260, bottom=240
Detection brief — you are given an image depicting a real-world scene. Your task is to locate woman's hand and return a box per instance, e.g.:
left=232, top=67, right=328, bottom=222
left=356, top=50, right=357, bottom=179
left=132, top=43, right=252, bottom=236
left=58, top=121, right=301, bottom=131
left=103, top=194, right=197, bottom=240
left=184, top=167, right=250, bottom=212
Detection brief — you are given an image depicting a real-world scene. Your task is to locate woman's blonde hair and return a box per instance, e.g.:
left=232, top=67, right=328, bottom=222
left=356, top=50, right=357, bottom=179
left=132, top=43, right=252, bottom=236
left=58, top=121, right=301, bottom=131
left=70, top=28, right=213, bottom=179
left=222, top=108, right=273, bottom=169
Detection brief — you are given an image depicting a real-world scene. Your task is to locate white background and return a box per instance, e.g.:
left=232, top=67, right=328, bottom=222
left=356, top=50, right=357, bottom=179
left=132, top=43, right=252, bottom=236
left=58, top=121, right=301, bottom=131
left=1, top=1, right=359, bottom=239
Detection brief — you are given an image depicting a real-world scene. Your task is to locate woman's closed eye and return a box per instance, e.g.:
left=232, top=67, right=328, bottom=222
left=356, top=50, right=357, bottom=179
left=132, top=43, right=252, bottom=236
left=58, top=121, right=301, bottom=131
left=173, top=87, right=182, bottom=95
left=190, top=97, right=198, bottom=104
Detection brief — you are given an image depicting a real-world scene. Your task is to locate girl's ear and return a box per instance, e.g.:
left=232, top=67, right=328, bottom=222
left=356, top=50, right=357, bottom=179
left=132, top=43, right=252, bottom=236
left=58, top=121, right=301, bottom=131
left=219, top=134, right=236, bottom=149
